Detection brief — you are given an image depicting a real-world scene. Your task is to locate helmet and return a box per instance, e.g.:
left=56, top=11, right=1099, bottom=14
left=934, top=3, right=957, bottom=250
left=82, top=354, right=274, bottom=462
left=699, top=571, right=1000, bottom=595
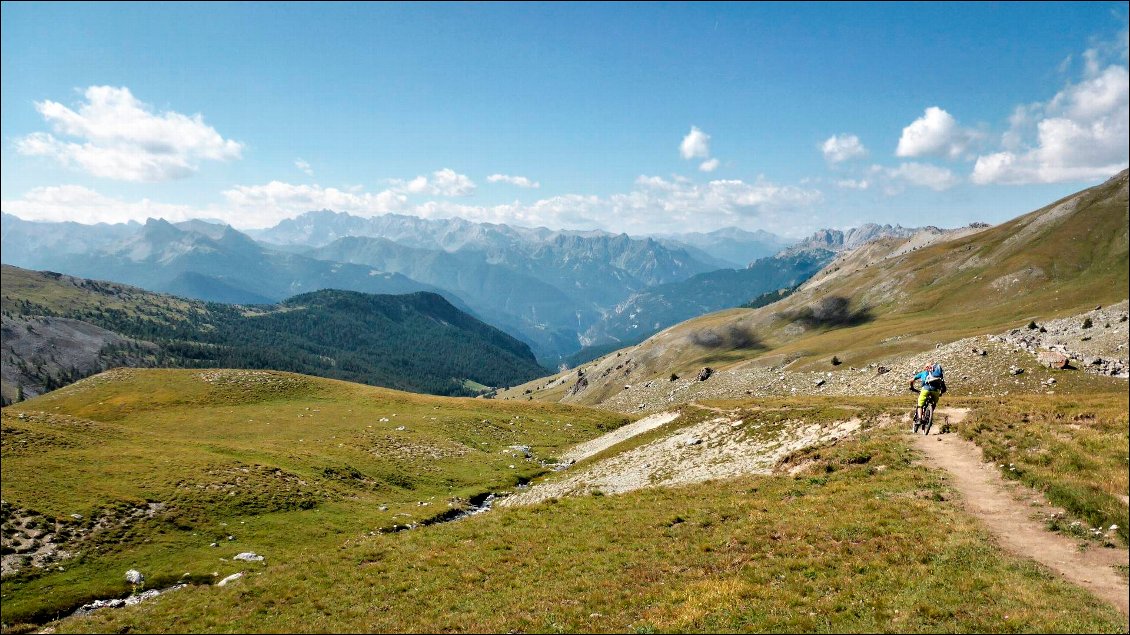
left=923, top=362, right=934, bottom=370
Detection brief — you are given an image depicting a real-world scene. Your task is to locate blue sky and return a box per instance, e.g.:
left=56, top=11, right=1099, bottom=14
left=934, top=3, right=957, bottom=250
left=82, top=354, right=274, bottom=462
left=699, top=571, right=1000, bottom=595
left=2, top=2, right=1127, bottom=237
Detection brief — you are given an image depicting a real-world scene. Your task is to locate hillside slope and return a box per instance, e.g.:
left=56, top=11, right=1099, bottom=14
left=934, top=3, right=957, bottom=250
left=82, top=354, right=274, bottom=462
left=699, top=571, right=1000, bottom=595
left=1, top=266, right=546, bottom=400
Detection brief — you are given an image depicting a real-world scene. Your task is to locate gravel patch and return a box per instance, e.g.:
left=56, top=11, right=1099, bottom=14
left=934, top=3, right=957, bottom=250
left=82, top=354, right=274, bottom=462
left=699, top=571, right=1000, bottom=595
left=499, top=413, right=862, bottom=507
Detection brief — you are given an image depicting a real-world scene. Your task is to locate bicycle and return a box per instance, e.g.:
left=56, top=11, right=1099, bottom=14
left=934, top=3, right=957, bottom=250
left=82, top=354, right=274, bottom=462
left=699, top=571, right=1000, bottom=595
left=910, top=379, right=939, bottom=435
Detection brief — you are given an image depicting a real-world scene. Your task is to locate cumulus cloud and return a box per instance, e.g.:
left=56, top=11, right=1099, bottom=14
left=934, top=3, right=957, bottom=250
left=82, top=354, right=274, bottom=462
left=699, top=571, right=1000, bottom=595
left=388, top=168, right=476, bottom=197
left=680, top=126, right=711, bottom=159
left=295, top=159, right=314, bottom=176
left=972, top=57, right=1129, bottom=185
left=882, top=162, right=960, bottom=191
left=429, top=168, right=476, bottom=196
left=821, top=134, right=868, bottom=163
left=896, top=107, right=979, bottom=159
left=487, top=173, right=540, bottom=188
left=15, top=86, right=242, bottom=182
left=698, top=158, right=720, bottom=172
left=0, top=185, right=202, bottom=225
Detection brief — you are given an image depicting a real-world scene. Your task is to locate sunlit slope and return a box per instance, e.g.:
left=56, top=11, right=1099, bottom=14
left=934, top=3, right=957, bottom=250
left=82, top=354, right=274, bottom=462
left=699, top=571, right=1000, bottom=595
left=24, top=397, right=1130, bottom=634
left=0, top=368, right=629, bottom=624
left=506, top=170, right=1128, bottom=406
left=750, top=167, right=1129, bottom=368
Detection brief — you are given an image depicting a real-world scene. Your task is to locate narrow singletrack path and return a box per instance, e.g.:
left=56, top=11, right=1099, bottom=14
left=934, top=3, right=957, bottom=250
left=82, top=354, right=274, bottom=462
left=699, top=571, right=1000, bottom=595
left=914, top=408, right=1129, bottom=623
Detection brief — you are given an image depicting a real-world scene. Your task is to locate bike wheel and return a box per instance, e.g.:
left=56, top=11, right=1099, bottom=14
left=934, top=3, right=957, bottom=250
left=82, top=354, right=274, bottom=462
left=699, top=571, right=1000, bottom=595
left=922, top=403, right=934, bottom=435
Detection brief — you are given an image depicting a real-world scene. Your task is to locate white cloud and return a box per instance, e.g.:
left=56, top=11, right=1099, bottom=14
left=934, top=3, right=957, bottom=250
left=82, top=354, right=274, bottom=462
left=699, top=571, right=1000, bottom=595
left=15, top=86, right=242, bottom=182
left=896, top=107, right=978, bottom=159
left=698, top=158, right=720, bottom=172
left=387, top=176, right=821, bottom=234
left=221, top=181, right=407, bottom=228
left=821, top=134, right=868, bottom=163
left=635, top=175, right=679, bottom=191
left=487, top=173, right=541, bottom=188
left=428, top=168, right=476, bottom=196
left=884, top=162, right=960, bottom=191
left=680, top=126, right=711, bottom=159
left=388, top=168, right=476, bottom=197
left=1, top=185, right=202, bottom=225
left=3, top=173, right=821, bottom=235
left=835, top=179, right=870, bottom=190
left=972, top=50, right=1129, bottom=184
left=295, top=159, right=314, bottom=176
left=403, top=175, right=429, bottom=193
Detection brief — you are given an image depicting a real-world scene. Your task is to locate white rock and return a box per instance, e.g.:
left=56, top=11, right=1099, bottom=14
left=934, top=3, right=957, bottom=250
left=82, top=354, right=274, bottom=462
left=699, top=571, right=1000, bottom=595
left=125, top=569, right=144, bottom=585
left=217, top=572, right=243, bottom=587
left=232, top=552, right=263, bottom=562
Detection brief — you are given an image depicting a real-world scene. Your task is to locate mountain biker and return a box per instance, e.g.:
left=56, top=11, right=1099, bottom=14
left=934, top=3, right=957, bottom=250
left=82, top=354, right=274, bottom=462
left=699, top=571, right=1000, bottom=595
left=910, top=362, right=946, bottom=422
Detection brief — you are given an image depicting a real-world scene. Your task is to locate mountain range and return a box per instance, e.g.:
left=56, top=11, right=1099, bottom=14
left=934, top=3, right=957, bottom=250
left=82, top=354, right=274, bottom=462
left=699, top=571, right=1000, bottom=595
left=2, top=211, right=820, bottom=362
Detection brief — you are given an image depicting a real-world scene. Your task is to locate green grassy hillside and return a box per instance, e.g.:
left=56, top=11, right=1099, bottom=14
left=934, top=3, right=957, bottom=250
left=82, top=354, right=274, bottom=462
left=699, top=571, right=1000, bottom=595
left=0, top=368, right=630, bottom=627
left=3, top=383, right=1125, bottom=633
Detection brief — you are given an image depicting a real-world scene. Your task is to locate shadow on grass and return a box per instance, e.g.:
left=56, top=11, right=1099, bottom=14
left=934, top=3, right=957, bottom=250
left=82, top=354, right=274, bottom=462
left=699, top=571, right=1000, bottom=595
left=689, top=322, right=766, bottom=350
left=776, top=296, right=873, bottom=329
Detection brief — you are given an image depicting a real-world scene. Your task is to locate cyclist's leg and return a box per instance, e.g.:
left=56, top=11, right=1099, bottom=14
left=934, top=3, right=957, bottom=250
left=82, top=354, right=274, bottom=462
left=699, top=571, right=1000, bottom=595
left=925, top=390, right=939, bottom=417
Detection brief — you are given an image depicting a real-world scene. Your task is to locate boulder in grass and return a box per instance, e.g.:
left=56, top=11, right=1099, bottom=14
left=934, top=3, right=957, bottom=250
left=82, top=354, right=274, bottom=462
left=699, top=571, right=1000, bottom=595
left=233, top=552, right=264, bottom=562
left=1037, top=351, right=1069, bottom=369
left=125, top=569, right=144, bottom=586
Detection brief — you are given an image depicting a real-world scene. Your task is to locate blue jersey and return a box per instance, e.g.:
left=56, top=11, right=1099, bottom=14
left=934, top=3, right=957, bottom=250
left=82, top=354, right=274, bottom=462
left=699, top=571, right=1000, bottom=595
left=915, top=367, right=944, bottom=389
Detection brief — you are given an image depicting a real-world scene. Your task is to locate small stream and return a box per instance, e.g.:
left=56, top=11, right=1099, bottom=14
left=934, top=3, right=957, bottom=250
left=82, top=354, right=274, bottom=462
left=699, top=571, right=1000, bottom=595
left=386, top=491, right=499, bottom=532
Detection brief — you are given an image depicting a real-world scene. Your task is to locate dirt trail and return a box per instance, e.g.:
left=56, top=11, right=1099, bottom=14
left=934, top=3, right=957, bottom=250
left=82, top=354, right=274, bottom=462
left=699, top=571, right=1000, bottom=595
left=915, top=408, right=1129, bottom=622
left=561, top=411, right=680, bottom=464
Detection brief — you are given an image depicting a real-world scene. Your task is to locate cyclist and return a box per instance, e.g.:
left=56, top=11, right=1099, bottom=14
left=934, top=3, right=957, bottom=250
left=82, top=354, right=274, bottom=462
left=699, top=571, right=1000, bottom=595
left=910, top=362, right=946, bottom=423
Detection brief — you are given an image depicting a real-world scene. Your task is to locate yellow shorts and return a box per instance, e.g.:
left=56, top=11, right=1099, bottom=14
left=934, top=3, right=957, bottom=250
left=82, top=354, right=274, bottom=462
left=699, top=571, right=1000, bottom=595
left=918, top=388, right=941, bottom=408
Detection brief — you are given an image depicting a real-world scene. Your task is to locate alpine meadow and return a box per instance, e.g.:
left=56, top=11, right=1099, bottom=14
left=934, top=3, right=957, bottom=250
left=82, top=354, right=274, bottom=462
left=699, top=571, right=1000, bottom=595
left=1, top=3, right=1128, bottom=634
